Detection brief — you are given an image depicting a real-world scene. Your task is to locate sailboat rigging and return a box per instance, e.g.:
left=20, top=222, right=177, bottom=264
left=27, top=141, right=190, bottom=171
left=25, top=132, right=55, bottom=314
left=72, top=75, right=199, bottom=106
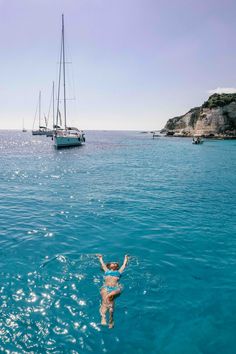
left=53, top=14, right=85, bottom=148
left=45, top=82, right=55, bottom=137
left=32, top=91, right=49, bottom=135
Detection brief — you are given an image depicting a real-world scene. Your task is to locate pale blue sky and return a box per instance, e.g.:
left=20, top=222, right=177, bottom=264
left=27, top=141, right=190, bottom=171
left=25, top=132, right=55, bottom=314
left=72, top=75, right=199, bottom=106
left=0, top=0, right=236, bottom=130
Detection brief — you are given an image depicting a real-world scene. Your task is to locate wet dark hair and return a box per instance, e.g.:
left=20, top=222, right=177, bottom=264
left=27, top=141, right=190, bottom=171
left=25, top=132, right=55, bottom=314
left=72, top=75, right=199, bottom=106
left=106, top=262, right=119, bottom=270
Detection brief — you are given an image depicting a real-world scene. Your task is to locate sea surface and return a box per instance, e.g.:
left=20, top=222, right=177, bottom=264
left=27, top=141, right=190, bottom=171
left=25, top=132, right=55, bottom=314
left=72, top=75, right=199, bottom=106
left=0, top=130, right=235, bottom=354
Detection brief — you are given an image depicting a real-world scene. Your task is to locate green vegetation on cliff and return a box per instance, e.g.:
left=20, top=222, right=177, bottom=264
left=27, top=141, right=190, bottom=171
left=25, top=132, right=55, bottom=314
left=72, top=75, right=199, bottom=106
left=202, top=93, right=236, bottom=109
left=188, top=107, right=201, bottom=127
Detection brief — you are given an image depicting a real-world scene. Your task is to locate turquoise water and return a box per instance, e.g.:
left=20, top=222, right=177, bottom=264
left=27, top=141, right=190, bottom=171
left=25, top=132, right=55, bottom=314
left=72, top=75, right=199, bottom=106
left=0, top=130, right=235, bottom=353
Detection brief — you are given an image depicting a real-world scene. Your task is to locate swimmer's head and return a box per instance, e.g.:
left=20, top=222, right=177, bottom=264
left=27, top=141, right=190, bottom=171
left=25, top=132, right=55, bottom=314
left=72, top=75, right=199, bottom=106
left=106, top=262, right=119, bottom=270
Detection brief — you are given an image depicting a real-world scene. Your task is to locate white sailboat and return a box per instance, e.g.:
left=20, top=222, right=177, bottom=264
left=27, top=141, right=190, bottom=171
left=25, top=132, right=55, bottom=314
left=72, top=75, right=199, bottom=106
left=32, top=91, right=48, bottom=135
left=54, top=14, right=85, bottom=148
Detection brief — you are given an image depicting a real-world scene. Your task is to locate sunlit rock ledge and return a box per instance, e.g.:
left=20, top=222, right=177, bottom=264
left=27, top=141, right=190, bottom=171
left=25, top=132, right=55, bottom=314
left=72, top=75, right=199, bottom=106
left=164, top=93, right=236, bottom=139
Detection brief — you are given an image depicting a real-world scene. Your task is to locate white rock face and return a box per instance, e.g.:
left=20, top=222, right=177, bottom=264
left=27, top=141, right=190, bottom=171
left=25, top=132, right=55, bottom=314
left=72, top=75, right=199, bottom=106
left=195, top=102, right=236, bottom=135
left=165, top=101, right=236, bottom=136
left=195, top=108, right=225, bottom=135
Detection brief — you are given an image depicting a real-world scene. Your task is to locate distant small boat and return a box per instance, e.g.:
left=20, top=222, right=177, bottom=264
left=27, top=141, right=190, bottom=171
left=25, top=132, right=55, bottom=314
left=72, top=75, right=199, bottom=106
left=192, top=137, right=204, bottom=144
left=53, top=15, right=85, bottom=148
left=152, top=132, right=160, bottom=138
left=22, top=118, right=27, bottom=132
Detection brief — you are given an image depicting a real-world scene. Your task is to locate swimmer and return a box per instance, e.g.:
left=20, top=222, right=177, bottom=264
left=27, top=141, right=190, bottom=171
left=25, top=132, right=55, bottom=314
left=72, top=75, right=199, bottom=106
left=96, top=254, right=129, bottom=329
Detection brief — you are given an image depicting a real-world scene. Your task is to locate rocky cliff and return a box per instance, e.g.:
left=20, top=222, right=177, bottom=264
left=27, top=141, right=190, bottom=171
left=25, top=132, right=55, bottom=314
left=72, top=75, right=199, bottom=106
left=164, top=93, right=236, bottom=137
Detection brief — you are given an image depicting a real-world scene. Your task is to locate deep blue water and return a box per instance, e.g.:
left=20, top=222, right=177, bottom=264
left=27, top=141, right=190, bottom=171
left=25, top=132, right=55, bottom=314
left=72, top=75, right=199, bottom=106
left=0, top=130, right=235, bottom=354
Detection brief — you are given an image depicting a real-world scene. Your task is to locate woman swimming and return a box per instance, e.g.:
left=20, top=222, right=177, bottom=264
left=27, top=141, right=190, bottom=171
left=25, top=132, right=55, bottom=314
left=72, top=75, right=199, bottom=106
left=96, top=254, right=129, bottom=328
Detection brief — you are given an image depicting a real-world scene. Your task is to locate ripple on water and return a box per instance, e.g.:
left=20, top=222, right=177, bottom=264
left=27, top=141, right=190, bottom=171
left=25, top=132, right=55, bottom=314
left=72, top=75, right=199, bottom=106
left=0, top=253, right=158, bottom=352
left=0, top=132, right=235, bottom=353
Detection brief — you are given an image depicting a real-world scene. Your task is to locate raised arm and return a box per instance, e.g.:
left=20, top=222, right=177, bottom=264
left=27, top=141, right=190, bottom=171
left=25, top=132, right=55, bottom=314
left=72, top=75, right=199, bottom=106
left=96, top=254, right=108, bottom=272
left=119, top=255, right=129, bottom=273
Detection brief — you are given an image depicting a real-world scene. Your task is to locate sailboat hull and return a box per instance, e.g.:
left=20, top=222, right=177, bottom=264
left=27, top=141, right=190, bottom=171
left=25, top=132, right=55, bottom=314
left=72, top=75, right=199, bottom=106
left=32, top=129, right=54, bottom=136
left=32, top=130, right=48, bottom=136
left=54, top=134, right=85, bottom=148
left=46, top=130, right=54, bottom=137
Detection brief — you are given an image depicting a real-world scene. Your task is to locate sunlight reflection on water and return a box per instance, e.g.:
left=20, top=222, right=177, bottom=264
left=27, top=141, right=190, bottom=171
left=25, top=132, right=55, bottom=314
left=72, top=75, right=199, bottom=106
left=0, top=131, right=235, bottom=353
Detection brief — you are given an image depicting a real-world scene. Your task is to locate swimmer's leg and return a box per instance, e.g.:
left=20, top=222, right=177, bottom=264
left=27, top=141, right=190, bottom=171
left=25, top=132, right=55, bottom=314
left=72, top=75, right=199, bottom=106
left=100, top=288, right=108, bottom=325
left=100, top=302, right=108, bottom=325
left=108, top=301, right=115, bottom=329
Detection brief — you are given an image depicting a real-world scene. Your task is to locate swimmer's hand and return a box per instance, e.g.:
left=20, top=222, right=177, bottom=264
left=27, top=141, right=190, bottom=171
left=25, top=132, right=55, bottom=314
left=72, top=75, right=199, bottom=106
left=96, top=254, right=108, bottom=271
left=119, top=255, right=129, bottom=273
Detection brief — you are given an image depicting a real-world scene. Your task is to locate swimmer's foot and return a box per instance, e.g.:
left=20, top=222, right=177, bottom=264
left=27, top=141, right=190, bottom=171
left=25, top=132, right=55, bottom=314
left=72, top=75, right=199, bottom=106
left=108, top=321, right=114, bottom=329
left=101, top=317, right=107, bottom=326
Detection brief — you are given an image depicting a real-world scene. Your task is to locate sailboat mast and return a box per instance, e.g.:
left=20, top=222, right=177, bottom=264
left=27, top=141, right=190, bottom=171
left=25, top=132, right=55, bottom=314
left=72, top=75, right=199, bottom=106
left=56, top=22, right=63, bottom=130
left=39, top=91, right=41, bottom=128
left=62, top=14, right=67, bottom=129
left=52, top=81, right=55, bottom=128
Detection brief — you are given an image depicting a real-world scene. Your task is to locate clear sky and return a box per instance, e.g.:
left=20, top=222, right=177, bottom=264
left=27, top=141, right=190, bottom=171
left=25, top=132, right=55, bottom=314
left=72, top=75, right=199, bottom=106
left=0, top=0, right=236, bottom=130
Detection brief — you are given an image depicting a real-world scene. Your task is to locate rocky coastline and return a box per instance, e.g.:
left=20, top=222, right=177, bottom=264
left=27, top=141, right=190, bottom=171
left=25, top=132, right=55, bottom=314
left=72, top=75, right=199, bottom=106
left=163, top=93, right=236, bottom=139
